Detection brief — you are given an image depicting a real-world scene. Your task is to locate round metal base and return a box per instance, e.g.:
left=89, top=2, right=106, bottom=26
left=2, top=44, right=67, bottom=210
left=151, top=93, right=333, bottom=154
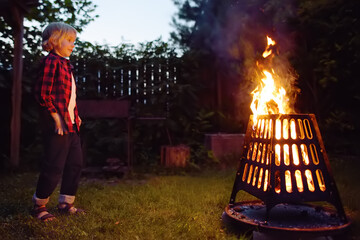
left=224, top=200, right=351, bottom=237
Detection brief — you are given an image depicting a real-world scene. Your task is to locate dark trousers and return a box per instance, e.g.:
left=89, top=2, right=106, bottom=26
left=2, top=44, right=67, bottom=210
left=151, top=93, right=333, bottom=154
left=35, top=128, right=83, bottom=199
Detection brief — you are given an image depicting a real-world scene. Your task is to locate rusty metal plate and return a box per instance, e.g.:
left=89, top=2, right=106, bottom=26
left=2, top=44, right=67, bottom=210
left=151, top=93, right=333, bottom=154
left=225, top=200, right=351, bottom=236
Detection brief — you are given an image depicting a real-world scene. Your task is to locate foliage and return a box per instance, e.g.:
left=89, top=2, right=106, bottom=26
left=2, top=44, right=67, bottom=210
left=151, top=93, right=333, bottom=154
left=3, top=0, right=359, bottom=170
left=293, top=0, right=360, bottom=131
left=0, top=0, right=97, bottom=169
left=1, top=0, right=98, bottom=70
left=288, top=0, right=360, bottom=155
left=170, top=0, right=291, bottom=131
left=71, top=39, right=216, bottom=168
left=1, top=0, right=214, bottom=168
left=171, top=0, right=360, bottom=155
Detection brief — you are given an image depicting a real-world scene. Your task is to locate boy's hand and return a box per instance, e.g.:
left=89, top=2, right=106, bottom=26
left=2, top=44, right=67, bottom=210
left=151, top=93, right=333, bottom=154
left=78, top=116, right=82, bottom=127
left=51, top=112, right=68, bottom=135
left=55, top=120, right=68, bottom=135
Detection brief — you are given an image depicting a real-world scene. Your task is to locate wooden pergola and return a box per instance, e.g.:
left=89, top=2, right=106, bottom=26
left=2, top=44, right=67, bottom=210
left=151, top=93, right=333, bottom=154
left=0, top=0, right=39, bottom=168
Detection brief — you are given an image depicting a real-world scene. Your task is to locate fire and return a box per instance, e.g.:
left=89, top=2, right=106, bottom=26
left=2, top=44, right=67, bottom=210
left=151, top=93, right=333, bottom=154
left=250, top=36, right=289, bottom=127
left=249, top=36, right=314, bottom=193
left=262, top=36, right=276, bottom=58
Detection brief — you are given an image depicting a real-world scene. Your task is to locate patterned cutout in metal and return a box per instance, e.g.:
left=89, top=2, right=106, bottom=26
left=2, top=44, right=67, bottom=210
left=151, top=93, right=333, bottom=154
left=229, top=114, right=347, bottom=221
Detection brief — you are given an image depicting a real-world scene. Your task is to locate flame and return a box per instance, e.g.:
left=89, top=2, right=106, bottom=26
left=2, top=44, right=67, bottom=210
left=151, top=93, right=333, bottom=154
left=248, top=36, right=310, bottom=194
left=250, top=36, right=290, bottom=126
left=262, top=36, right=276, bottom=58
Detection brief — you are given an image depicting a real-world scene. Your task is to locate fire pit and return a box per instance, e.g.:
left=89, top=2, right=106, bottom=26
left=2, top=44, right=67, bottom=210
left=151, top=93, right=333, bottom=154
left=224, top=114, right=351, bottom=236
left=224, top=36, right=351, bottom=237
left=225, top=201, right=351, bottom=237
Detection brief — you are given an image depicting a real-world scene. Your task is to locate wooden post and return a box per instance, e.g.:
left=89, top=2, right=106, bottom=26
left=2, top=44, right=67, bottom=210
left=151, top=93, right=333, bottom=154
left=10, top=6, right=24, bottom=168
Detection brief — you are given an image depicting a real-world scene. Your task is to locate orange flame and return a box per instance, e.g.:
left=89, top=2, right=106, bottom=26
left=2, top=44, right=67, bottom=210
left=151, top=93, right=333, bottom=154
left=262, top=36, right=276, bottom=58
left=250, top=36, right=290, bottom=127
left=250, top=36, right=306, bottom=193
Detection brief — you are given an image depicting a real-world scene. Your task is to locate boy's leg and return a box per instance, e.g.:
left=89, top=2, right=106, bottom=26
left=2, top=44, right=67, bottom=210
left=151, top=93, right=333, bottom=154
left=58, top=131, right=84, bottom=214
left=35, top=132, right=71, bottom=199
left=59, top=132, right=83, bottom=196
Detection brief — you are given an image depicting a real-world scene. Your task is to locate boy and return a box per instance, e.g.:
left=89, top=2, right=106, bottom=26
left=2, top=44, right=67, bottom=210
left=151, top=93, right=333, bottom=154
left=32, top=22, right=84, bottom=221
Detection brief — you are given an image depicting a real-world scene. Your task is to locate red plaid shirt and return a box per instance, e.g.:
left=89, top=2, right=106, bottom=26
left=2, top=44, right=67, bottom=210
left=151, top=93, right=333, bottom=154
left=34, top=52, right=80, bottom=133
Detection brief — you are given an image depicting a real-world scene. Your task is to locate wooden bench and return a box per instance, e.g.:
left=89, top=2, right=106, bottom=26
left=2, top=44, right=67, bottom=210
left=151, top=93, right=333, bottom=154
left=77, top=99, right=133, bottom=170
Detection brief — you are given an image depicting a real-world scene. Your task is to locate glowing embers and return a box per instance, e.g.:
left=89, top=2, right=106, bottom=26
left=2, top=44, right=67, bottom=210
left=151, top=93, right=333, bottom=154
left=252, top=118, right=273, bottom=139
left=241, top=164, right=327, bottom=195
left=305, top=170, right=316, bottom=192
left=229, top=114, right=349, bottom=224
left=316, top=169, right=326, bottom=192
left=267, top=117, right=313, bottom=141
left=301, top=144, right=310, bottom=165
left=244, top=115, right=327, bottom=195
left=275, top=143, right=311, bottom=166
left=271, top=169, right=326, bottom=194
left=295, top=170, right=304, bottom=192
left=251, top=115, right=314, bottom=140
left=292, top=144, right=300, bottom=165
left=285, top=170, right=292, bottom=193
left=242, top=163, right=270, bottom=192
left=247, top=143, right=271, bottom=165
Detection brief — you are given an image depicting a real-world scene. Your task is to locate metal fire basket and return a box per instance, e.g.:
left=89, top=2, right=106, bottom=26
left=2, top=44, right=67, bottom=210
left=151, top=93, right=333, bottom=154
left=226, top=114, right=350, bottom=229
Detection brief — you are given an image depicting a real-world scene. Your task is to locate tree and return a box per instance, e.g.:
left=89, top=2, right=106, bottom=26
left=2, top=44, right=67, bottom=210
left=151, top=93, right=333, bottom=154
left=294, top=0, right=360, bottom=125
left=171, top=0, right=297, bottom=131
left=291, top=0, right=360, bottom=154
left=1, top=0, right=97, bottom=69
left=172, top=0, right=360, bottom=154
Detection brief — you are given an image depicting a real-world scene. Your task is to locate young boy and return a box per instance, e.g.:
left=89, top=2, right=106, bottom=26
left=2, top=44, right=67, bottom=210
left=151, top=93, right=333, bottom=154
left=32, top=22, right=84, bottom=221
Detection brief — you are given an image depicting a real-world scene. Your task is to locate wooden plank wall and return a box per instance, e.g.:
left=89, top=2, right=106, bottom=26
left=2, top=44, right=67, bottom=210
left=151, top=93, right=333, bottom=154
left=73, top=58, right=177, bottom=99
left=73, top=57, right=180, bottom=116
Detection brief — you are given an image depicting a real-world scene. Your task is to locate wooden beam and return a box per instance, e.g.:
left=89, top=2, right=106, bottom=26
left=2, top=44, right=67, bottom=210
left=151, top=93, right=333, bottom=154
left=0, top=0, right=39, bottom=169
left=9, top=5, right=24, bottom=168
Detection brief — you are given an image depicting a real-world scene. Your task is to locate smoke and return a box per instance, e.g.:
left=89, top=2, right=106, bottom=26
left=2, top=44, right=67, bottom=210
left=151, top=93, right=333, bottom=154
left=206, top=0, right=300, bottom=117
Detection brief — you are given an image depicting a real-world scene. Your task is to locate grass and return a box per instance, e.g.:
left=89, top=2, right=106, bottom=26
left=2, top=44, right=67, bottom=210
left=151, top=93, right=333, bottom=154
left=329, top=155, right=360, bottom=237
left=0, top=156, right=359, bottom=240
left=0, top=169, right=248, bottom=240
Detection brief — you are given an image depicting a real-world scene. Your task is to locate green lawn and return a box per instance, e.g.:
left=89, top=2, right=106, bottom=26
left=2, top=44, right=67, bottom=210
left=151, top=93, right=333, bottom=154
left=0, top=157, right=359, bottom=240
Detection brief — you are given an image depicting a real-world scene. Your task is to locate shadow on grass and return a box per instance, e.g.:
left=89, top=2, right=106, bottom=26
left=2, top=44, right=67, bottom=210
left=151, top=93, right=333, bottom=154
left=221, top=211, right=253, bottom=239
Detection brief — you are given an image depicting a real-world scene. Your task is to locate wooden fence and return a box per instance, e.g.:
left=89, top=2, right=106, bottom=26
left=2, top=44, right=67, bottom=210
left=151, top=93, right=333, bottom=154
left=70, top=56, right=182, bottom=165
left=73, top=57, right=181, bottom=116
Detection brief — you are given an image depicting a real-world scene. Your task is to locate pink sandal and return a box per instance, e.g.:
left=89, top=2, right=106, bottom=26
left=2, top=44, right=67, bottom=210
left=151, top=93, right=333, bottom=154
left=32, top=205, right=56, bottom=222
left=58, top=203, right=85, bottom=215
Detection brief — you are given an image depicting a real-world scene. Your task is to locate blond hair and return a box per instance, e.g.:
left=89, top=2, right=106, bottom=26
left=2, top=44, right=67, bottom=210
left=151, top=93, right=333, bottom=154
left=42, top=22, right=77, bottom=52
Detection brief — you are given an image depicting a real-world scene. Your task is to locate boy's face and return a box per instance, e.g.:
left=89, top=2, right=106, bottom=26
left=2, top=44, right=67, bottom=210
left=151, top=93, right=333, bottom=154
left=53, top=33, right=76, bottom=58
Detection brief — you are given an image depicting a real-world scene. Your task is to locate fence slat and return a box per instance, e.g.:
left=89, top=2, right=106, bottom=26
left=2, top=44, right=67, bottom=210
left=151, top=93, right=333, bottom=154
left=74, top=57, right=180, bottom=116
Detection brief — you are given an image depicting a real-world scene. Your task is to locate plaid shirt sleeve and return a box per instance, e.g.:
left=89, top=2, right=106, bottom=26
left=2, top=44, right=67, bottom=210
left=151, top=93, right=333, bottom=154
left=35, top=53, right=79, bottom=133
left=35, top=56, right=59, bottom=113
